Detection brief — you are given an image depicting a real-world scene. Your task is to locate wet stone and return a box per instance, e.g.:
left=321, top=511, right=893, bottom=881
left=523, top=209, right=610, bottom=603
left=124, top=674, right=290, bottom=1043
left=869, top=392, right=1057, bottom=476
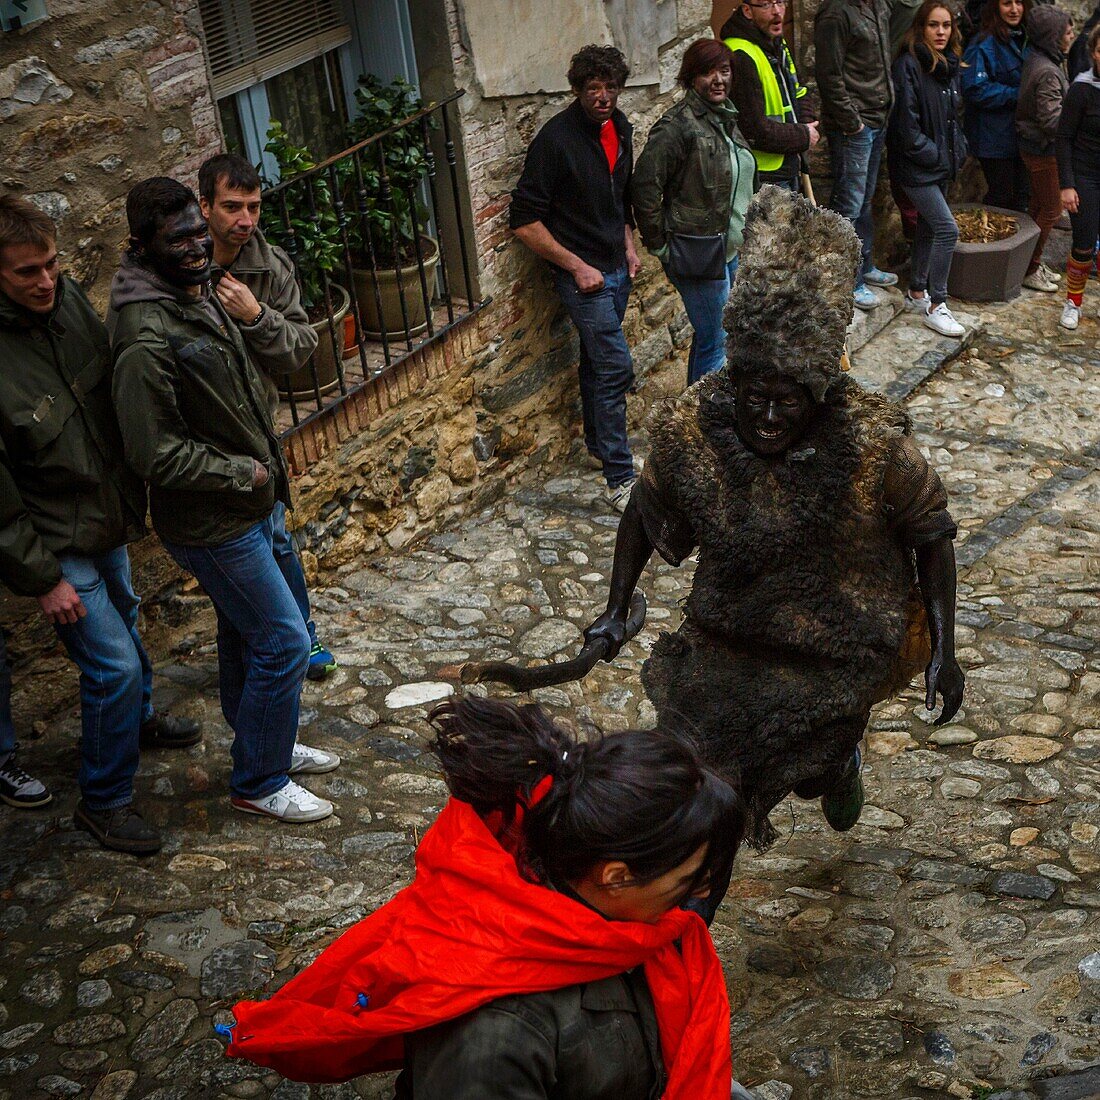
left=116, top=970, right=174, bottom=991
left=19, top=967, right=63, bottom=1007
left=909, top=860, right=987, bottom=886
left=923, top=1030, right=956, bottom=1065
left=1020, top=1032, right=1057, bottom=1066
left=0, top=1023, right=42, bottom=1048
left=789, top=1046, right=832, bottom=1078
left=35, top=1077, right=82, bottom=1097
left=746, top=945, right=797, bottom=977
left=131, top=998, right=198, bottom=1062
left=814, top=955, right=896, bottom=1000
left=76, top=979, right=112, bottom=1008
left=89, top=1070, right=138, bottom=1100
left=199, top=940, right=276, bottom=999
left=838, top=1019, right=906, bottom=1058
left=991, top=872, right=1057, bottom=900
left=53, top=1014, right=126, bottom=1046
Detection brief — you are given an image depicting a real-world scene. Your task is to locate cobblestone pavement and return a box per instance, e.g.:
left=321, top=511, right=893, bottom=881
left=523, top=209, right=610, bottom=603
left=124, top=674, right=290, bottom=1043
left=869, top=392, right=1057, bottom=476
left=2, top=286, right=1100, bottom=1100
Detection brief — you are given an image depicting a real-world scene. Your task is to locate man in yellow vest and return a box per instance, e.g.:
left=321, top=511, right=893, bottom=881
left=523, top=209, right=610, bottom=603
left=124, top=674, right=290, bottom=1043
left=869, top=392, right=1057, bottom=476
left=720, top=0, right=819, bottom=193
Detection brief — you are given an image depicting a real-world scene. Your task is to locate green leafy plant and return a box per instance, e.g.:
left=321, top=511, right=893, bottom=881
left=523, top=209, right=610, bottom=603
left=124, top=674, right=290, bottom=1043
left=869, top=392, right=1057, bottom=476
left=344, top=74, right=436, bottom=266
left=259, top=121, right=344, bottom=315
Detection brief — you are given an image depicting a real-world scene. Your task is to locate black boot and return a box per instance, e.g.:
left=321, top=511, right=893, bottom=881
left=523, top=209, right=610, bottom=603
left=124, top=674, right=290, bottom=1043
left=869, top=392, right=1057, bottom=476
left=820, top=747, right=864, bottom=832
left=74, top=801, right=163, bottom=855
left=140, top=712, right=202, bottom=749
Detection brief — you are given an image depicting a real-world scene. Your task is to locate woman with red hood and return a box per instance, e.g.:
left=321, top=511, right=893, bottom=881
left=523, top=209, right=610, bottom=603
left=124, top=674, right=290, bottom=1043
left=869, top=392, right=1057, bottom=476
left=222, top=695, right=746, bottom=1098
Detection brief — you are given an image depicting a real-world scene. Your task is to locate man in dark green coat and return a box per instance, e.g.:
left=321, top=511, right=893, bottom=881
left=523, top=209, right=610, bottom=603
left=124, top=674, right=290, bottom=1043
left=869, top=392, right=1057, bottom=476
left=0, top=195, right=200, bottom=850
left=110, top=177, right=340, bottom=825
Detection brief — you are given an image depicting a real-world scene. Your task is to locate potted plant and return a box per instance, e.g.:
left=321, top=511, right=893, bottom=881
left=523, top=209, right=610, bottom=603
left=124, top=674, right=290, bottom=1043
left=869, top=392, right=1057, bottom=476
left=947, top=204, right=1040, bottom=302
left=260, top=122, right=350, bottom=396
left=344, top=75, right=441, bottom=339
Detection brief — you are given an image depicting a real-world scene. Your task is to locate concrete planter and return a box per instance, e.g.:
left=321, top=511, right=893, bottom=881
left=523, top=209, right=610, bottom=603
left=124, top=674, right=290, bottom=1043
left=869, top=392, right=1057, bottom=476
left=286, top=284, right=349, bottom=398
left=353, top=235, right=440, bottom=339
left=947, top=204, right=1040, bottom=302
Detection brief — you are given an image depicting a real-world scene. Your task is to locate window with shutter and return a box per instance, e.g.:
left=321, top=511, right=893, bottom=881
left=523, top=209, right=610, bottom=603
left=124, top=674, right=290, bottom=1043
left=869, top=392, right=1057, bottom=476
left=199, top=0, right=352, bottom=99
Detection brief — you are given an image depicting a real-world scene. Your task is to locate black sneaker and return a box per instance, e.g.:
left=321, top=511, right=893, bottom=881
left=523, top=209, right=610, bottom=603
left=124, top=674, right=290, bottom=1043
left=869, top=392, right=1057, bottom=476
left=139, top=712, right=202, bottom=749
left=0, top=748, right=52, bottom=808
left=73, top=801, right=163, bottom=855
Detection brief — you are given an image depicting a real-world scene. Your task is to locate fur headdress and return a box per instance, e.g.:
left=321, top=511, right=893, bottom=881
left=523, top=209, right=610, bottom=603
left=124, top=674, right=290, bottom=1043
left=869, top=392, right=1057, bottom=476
left=723, top=185, right=860, bottom=402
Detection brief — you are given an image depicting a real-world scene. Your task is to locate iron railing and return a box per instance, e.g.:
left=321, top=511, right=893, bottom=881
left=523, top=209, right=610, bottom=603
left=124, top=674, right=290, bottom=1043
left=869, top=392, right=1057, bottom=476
left=261, top=89, right=486, bottom=433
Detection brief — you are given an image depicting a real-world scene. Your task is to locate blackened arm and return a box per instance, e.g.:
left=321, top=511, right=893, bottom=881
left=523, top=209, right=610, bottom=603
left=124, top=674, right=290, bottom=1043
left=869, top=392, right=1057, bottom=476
left=584, top=494, right=655, bottom=658
left=916, top=536, right=964, bottom=723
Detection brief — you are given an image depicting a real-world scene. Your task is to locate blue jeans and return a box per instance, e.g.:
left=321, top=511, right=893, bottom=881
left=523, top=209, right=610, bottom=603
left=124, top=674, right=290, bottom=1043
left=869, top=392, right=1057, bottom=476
left=666, top=257, right=739, bottom=384
left=53, top=546, right=154, bottom=811
left=551, top=264, right=635, bottom=488
left=903, top=181, right=959, bottom=305
left=164, top=518, right=310, bottom=800
left=0, top=631, right=13, bottom=763
left=827, top=126, right=886, bottom=288
left=270, top=501, right=317, bottom=648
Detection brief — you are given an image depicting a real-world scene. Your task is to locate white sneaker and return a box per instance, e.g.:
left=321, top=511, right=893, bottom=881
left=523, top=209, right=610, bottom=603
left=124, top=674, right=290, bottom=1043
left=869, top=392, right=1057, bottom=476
left=605, top=476, right=637, bottom=514
left=288, top=742, right=341, bottom=775
left=232, top=779, right=334, bottom=822
left=903, top=290, right=929, bottom=312
left=1023, top=268, right=1059, bottom=293
left=1039, top=263, right=1061, bottom=283
left=1060, top=300, right=1081, bottom=330
left=922, top=302, right=966, bottom=338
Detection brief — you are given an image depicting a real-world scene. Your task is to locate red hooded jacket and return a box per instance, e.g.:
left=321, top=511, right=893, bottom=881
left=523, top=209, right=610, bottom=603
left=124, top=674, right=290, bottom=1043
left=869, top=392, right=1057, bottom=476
left=225, top=797, right=732, bottom=1096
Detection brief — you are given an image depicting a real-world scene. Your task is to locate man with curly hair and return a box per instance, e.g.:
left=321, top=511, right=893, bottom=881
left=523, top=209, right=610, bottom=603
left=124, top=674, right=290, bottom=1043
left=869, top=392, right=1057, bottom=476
left=511, top=44, right=641, bottom=514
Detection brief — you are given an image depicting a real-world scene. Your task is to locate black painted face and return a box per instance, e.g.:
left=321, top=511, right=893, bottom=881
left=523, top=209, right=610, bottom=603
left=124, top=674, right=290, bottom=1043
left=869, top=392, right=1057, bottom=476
left=736, top=373, right=815, bottom=457
left=141, top=204, right=213, bottom=288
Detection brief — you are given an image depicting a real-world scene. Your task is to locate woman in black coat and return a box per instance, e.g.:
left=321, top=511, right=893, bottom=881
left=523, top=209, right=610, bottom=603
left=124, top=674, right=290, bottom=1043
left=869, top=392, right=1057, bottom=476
left=888, top=0, right=970, bottom=337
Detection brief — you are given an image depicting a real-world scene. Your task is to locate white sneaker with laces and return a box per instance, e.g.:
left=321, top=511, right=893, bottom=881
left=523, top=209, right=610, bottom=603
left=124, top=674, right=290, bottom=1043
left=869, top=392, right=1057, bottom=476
left=1023, top=268, right=1059, bottom=293
left=288, top=742, right=341, bottom=775
left=1060, top=300, right=1081, bottom=330
left=1039, top=262, right=1061, bottom=283
left=922, top=302, right=966, bottom=338
left=903, top=290, right=928, bottom=312
left=0, top=750, right=51, bottom=808
left=232, top=779, right=334, bottom=822
left=605, top=476, right=637, bottom=515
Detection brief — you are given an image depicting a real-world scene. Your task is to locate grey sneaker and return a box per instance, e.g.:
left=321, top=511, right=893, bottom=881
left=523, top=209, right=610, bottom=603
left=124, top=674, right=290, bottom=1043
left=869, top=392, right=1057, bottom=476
left=0, top=748, right=51, bottom=808
left=605, top=476, right=637, bottom=514
left=288, top=742, right=341, bottom=775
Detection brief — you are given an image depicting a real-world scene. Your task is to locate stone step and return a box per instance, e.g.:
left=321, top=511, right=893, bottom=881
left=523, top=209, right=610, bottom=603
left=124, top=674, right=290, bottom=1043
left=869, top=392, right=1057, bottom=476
left=849, top=297, right=983, bottom=401
left=846, top=285, right=902, bottom=356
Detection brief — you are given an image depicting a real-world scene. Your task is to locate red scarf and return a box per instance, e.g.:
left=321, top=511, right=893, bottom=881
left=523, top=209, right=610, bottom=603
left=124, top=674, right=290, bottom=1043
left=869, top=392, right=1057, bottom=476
left=226, top=798, right=731, bottom=1095
left=600, top=118, right=620, bottom=171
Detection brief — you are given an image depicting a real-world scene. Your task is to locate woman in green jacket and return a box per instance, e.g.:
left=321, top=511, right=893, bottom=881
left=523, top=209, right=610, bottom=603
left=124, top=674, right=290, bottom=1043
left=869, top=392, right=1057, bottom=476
left=632, top=38, right=756, bottom=384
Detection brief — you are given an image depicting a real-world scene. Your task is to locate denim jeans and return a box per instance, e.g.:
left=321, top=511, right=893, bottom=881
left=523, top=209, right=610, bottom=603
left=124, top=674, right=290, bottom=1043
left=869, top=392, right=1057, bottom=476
left=666, top=257, right=739, bottom=384
left=758, top=171, right=800, bottom=194
left=826, top=125, right=886, bottom=288
left=551, top=264, right=635, bottom=488
left=270, top=501, right=317, bottom=648
left=903, top=181, right=959, bottom=305
left=53, top=546, right=154, bottom=811
left=0, top=631, right=13, bottom=763
left=164, top=518, right=310, bottom=800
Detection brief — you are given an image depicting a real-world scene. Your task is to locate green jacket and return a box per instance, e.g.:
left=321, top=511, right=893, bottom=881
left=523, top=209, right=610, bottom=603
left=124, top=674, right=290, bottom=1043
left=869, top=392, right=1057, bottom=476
left=212, top=228, right=317, bottom=416
left=631, top=92, right=756, bottom=256
left=108, top=254, right=290, bottom=547
left=0, top=278, right=145, bottom=597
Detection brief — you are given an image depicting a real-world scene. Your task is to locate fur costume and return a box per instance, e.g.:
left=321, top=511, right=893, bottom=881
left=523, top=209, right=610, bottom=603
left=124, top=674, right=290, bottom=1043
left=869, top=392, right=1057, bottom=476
left=640, top=372, right=921, bottom=846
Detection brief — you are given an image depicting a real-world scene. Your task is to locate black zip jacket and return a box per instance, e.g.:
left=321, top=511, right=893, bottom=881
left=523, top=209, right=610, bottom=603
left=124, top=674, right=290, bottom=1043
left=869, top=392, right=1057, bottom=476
left=887, top=47, right=968, bottom=187
left=510, top=100, right=633, bottom=273
left=1057, top=70, right=1100, bottom=189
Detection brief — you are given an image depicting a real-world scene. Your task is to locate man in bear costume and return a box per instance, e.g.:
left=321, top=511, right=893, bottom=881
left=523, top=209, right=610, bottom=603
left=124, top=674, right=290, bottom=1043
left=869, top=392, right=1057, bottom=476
left=586, top=186, right=964, bottom=866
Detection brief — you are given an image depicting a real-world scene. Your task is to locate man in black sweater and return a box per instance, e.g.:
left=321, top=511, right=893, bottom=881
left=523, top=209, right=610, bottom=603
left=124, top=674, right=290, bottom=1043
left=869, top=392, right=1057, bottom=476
left=510, top=45, right=641, bottom=513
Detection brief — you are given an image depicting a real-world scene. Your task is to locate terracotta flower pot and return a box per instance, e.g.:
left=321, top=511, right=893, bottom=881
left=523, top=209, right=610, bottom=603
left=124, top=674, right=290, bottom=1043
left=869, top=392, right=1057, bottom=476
left=284, top=284, right=349, bottom=398
left=947, top=204, right=1041, bottom=302
left=353, top=235, right=440, bottom=340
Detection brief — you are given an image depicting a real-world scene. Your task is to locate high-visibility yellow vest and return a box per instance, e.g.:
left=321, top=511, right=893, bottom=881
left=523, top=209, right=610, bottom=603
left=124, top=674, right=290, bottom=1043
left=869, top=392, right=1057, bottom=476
left=724, top=36, right=808, bottom=172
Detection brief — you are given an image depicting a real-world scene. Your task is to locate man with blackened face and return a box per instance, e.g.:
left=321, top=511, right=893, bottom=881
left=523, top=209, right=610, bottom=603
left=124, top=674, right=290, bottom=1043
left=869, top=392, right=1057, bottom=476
left=109, top=176, right=341, bottom=826
left=584, top=188, right=964, bottom=922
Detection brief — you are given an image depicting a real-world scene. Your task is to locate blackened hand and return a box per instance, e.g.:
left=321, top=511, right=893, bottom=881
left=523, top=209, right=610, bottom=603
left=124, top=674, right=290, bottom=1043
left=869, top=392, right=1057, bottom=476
left=584, top=610, right=629, bottom=662
left=926, top=650, right=965, bottom=724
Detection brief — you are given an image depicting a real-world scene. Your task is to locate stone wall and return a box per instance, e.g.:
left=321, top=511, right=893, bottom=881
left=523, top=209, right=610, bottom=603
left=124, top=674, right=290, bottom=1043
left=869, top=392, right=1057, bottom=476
left=0, top=0, right=220, bottom=308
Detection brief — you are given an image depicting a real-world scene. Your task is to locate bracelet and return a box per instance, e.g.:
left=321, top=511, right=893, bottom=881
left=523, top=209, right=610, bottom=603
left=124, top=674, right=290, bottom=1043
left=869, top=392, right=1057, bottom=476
left=245, top=306, right=264, bottom=326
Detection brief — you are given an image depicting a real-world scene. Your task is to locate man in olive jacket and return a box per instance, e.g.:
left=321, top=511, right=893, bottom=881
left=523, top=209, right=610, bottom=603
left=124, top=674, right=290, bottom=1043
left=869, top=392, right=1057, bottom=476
left=110, top=176, right=339, bottom=825
left=0, top=195, right=200, bottom=851
left=198, top=153, right=337, bottom=683
left=814, top=0, right=899, bottom=309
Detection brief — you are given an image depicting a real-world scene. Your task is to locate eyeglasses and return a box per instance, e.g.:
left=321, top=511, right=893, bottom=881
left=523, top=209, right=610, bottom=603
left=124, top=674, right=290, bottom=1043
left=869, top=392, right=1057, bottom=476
left=747, top=1, right=787, bottom=10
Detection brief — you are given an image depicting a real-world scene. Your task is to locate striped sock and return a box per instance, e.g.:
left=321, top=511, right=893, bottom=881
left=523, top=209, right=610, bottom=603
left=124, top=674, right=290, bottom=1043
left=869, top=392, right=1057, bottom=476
left=1067, top=254, right=1093, bottom=306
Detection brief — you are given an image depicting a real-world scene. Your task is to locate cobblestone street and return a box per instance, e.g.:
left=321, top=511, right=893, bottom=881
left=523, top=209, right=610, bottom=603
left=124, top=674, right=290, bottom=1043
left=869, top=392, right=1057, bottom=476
left=2, top=286, right=1100, bottom=1100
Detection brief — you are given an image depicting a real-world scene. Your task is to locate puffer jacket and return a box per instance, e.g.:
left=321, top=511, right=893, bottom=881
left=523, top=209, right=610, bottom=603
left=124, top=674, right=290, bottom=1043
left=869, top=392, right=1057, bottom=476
left=888, top=46, right=969, bottom=186
left=109, top=253, right=290, bottom=547
left=0, top=277, right=145, bottom=596
left=962, top=28, right=1028, bottom=157
left=1016, top=6, right=1073, bottom=156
